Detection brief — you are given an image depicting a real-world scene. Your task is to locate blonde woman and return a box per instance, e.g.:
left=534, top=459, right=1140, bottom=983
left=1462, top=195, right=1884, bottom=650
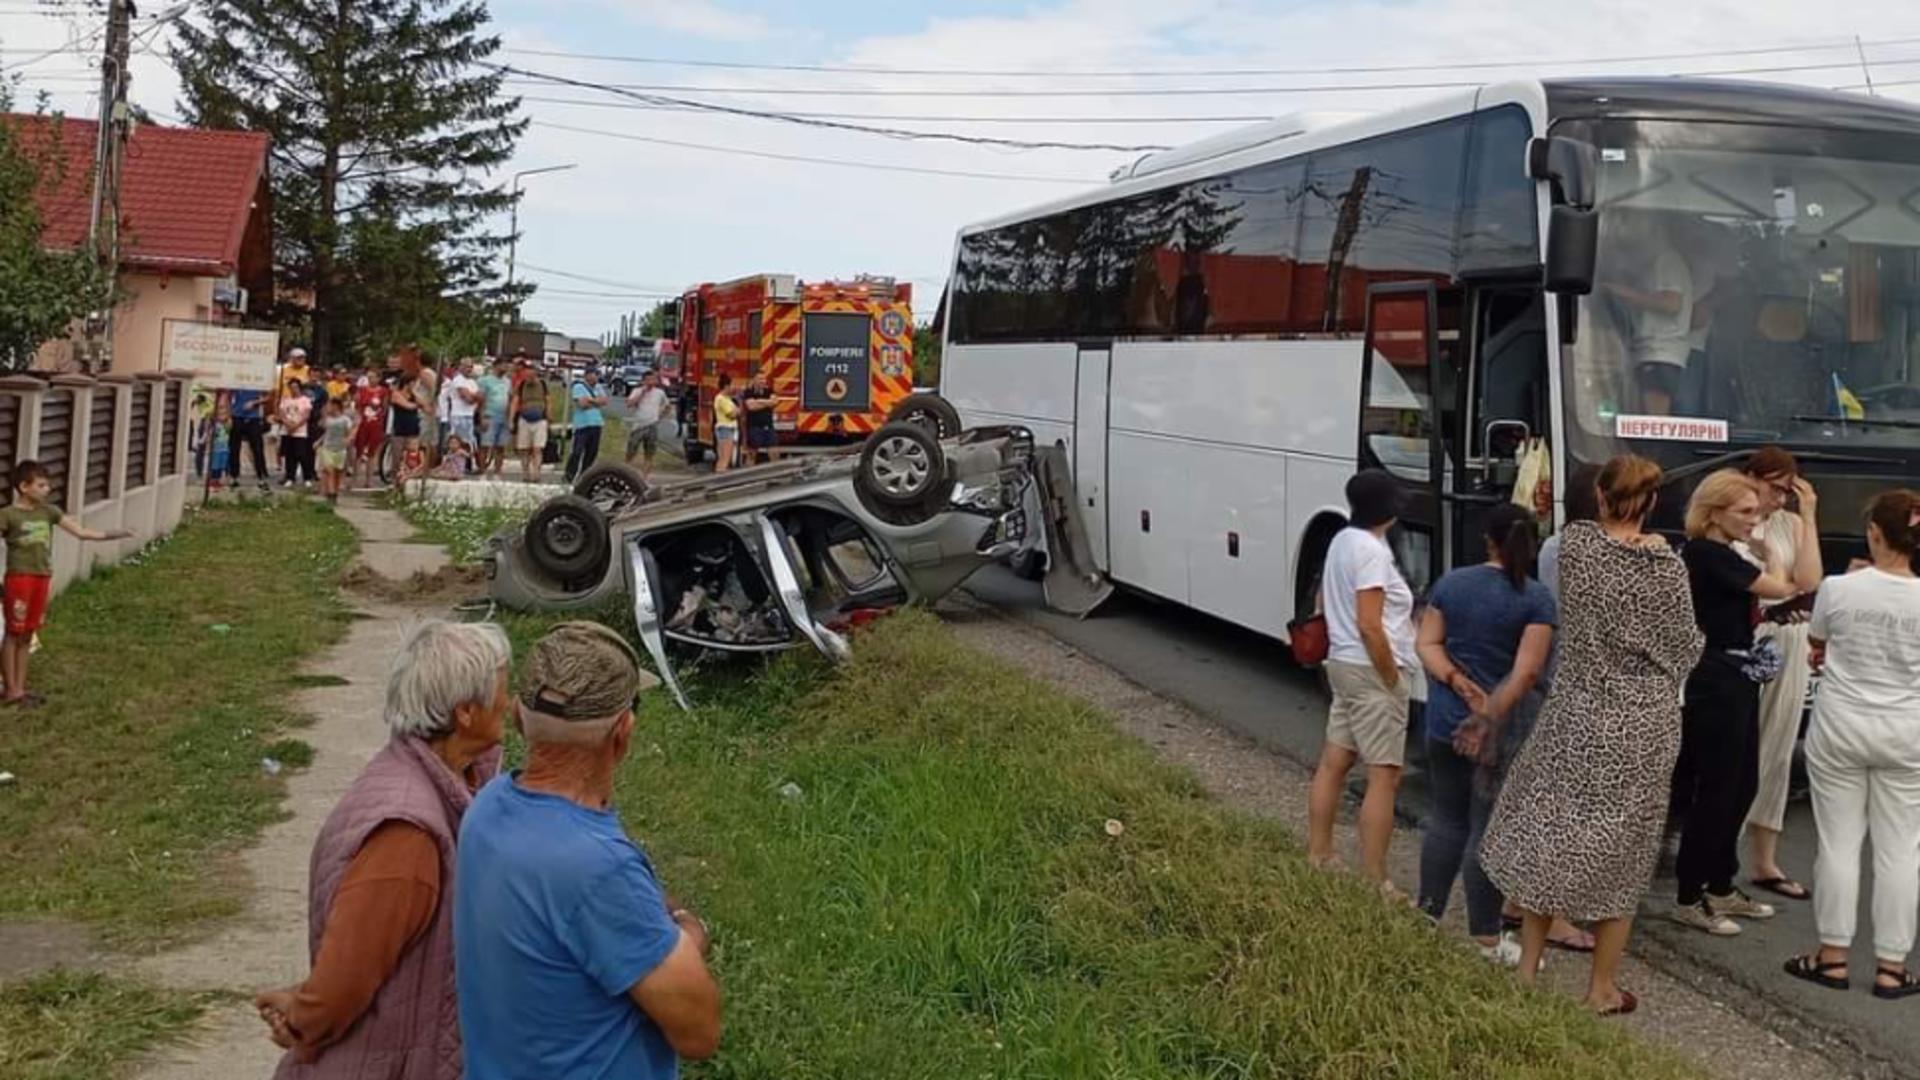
left=1669, top=469, right=1822, bottom=936
left=1743, top=448, right=1818, bottom=902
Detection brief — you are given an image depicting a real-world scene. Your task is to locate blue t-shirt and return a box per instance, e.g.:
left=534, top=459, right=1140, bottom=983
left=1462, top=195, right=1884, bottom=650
left=572, top=381, right=605, bottom=428
left=1423, top=563, right=1557, bottom=742
left=229, top=390, right=265, bottom=420
left=479, top=373, right=511, bottom=422
left=455, top=776, right=682, bottom=1080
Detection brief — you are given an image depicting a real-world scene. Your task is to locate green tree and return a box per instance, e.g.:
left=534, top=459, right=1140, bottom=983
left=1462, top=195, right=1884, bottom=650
left=912, top=322, right=941, bottom=389
left=171, top=0, right=527, bottom=365
left=0, top=83, right=111, bottom=371
left=638, top=300, right=675, bottom=339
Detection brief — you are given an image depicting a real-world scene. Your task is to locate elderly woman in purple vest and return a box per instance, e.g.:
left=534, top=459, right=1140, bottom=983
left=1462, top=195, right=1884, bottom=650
left=253, top=619, right=511, bottom=1079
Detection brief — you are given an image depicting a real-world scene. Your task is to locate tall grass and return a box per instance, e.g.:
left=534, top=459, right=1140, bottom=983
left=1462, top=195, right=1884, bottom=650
left=495, top=608, right=1700, bottom=1079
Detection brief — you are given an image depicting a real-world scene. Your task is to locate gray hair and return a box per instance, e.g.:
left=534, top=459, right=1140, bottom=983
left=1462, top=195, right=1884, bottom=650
left=384, top=620, right=512, bottom=739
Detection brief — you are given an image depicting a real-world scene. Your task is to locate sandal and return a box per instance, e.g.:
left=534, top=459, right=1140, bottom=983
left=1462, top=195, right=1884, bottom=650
left=1547, top=927, right=1597, bottom=953
left=1784, top=954, right=1850, bottom=991
left=1875, top=965, right=1920, bottom=1001
left=1595, top=989, right=1638, bottom=1017
left=1753, top=876, right=1812, bottom=901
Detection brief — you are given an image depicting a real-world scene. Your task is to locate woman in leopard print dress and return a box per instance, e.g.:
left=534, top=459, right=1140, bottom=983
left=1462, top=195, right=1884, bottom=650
left=1480, top=455, right=1705, bottom=1015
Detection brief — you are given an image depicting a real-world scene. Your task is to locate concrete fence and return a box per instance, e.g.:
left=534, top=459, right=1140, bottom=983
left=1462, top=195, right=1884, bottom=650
left=0, top=370, right=195, bottom=597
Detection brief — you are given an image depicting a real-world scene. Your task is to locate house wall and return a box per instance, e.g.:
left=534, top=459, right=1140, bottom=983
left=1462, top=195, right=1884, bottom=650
left=31, top=272, right=220, bottom=376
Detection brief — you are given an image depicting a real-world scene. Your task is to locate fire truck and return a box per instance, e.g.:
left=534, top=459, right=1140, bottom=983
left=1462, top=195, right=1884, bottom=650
left=672, top=274, right=914, bottom=463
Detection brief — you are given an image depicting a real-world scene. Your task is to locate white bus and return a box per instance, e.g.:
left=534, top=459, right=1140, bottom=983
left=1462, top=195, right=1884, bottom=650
left=940, top=77, right=1920, bottom=640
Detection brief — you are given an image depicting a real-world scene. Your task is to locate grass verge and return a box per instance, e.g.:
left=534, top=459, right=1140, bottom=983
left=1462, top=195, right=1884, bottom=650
left=396, top=500, right=530, bottom=566
left=0, top=500, right=357, bottom=943
left=490, top=606, right=1700, bottom=1079
left=0, top=971, right=211, bottom=1080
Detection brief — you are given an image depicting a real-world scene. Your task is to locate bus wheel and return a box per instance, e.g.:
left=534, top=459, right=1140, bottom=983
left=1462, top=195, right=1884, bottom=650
left=888, top=393, right=962, bottom=439
left=857, top=421, right=946, bottom=508
left=525, top=495, right=611, bottom=582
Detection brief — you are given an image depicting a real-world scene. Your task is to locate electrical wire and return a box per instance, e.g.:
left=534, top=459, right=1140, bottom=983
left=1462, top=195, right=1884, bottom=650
left=500, top=54, right=1920, bottom=99
left=0, top=19, right=106, bottom=73
left=529, top=119, right=1100, bottom=184
left=512, top=262, right=684, bottom=292
left=493, top=62, right=1172, bottom=151
left=528, top=285, right=680, bottom=299
left=500, top=34, right=1920, bottom=79
left=515, top=94, right=1268, bottom=125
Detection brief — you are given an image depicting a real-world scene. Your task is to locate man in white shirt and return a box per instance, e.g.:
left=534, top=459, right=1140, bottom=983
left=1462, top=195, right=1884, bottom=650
left=1602, top=213, right=1694, bottom=416
left=445, top=361, right=482, bottom=461
left=623, top=372, right=671, bottom=481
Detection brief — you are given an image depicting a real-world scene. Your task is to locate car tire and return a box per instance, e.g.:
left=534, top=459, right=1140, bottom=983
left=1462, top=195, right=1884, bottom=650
left=573, top=462, right=650, bottom=514
left=858, top=421, right=947, bottom=509
left=1008, top=546, right=1048, bottom=581
left=888, top=392, right=963, bottom=439
left=524, top=494, right=612, bottom=582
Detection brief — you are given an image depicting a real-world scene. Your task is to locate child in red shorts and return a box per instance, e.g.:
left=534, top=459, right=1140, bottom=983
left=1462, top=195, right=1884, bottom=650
left=0, top=460, right=131, bottom=707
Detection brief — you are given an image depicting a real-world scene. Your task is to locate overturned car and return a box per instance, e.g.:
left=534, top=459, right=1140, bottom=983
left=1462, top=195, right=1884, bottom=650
left=484, top=408, right=1110, bottom=708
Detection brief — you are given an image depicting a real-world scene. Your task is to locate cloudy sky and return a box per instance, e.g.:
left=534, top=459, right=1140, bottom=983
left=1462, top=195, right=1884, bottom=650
left=5, top=0, right=1920, bottom=338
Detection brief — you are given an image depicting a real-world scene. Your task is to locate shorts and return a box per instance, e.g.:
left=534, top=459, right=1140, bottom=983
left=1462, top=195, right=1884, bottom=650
left=353, top=425, right=384, bottom=454
left=1324, top=661, right=1413, bottom=767
left=5, top=572, right=52, bottom=637
left=516, top=419, right=550, bottom=452
left=449, top=416, right=476, bottom=445
left=481, top=415, right=510, bottom=448
left=391, top=409, right=421, bottom=439
left=713, top=424, right=737, bottom=443
left=626, top=423, right=659, bottom=458
left=746, top=425, right=776, bottom=450
left=317, top=447, right=347, bottom=472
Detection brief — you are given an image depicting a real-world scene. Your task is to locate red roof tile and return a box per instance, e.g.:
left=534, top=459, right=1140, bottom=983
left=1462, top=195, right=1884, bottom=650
left=7, top=114, right=268, bottom=276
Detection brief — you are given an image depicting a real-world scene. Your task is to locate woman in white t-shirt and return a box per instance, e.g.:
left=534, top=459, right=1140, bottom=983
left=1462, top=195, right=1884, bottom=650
left=1307, top=469, right=1418, bottom=895
left=1786, top=489, right=1920, bottom=1000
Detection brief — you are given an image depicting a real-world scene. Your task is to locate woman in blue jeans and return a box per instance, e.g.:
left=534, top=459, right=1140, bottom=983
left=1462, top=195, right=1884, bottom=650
left=1415, top=504, right=1557, bottom=964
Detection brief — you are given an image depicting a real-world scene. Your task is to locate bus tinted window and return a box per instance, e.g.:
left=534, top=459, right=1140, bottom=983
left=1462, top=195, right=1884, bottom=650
left=1460, top=106, right=1540, bottom=274
left=951, top=111, right=1516, bottom=344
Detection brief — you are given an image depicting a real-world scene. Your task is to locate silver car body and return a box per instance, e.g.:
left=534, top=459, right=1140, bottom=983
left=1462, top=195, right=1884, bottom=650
left=484, top=426, right=1110, bottom=707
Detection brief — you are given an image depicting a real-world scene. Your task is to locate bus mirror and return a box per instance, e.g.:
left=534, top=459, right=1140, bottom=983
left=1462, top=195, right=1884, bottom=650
left=1527, top=136, right=1598, bottom=211
left=1545, top=206, right=1599, bottom=295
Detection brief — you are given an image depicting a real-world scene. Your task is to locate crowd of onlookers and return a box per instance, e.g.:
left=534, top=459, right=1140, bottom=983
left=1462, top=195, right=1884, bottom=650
left=1311, top=452, right=1920, bottom=1015
left=193, top=346, right=680, bottom=499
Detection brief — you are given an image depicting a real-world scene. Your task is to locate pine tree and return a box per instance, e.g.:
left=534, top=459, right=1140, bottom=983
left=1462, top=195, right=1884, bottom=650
left=170, top=0, right=526, bottom=364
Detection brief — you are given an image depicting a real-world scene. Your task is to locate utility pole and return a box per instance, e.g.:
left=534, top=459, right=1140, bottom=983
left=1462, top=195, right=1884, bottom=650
left=84, top=0, right=135, bottom=374
left=503, top=162, right=576, bottom=327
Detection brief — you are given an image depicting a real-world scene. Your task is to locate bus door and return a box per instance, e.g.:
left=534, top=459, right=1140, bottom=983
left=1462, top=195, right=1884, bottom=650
left=1358, top=283, right=1450, bottom=596
left=1454, top=288, right=1552, bottom=556
left=1073, top=345, right=1111, bottom=572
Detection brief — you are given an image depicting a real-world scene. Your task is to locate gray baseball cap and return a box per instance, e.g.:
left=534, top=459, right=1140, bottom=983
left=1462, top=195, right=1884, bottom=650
left=519, top=621, right=659, bottom=722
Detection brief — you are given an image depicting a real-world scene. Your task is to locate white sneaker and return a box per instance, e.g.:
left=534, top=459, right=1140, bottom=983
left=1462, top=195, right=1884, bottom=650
left=1479, top=932, right=1524, bottom=968
left=1707, top=888, right=1776, bottom=921
left=1671, top=899, right=1741, bottom=936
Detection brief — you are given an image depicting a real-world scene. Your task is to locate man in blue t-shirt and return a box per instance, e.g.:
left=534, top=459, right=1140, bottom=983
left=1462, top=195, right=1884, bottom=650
left=225, top=389, right=272, bottom=492
left=564, top=368, right=609, bottom=482
left=455, top=623, right=720, bottom=1079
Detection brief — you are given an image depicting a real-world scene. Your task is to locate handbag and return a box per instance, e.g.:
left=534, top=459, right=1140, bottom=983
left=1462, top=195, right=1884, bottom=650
left=1287, top=613, right=1329, bottom=668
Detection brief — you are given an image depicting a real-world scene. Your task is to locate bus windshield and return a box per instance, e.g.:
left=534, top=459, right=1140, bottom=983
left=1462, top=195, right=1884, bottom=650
left=1563, top=118, right=1920, bottom=462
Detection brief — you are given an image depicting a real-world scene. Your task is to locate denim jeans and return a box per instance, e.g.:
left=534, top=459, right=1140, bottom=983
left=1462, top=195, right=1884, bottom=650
left=1418, top=736, right=1506, bottom=938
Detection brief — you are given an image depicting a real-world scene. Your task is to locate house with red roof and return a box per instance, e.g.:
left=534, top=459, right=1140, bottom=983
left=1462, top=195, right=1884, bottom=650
left=11, top=114, right=273, bottom=375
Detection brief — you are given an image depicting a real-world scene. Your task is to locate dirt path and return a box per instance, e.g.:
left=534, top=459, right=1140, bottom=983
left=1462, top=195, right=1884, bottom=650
left=938, top=594, right=1861, bottom=1080
left=133, top=497, right=452, bottom=1080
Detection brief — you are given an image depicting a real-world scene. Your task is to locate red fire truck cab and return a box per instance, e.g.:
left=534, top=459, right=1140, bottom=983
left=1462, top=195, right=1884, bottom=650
left=674, top=273, right=914, bottom=463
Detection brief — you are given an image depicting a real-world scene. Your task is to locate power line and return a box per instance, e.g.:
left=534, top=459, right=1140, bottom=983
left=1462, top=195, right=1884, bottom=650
left=0, top=20, right=107, bottom=73
left=516, top=94, right=1268, bottom=125
left=494, top=62, right=1171, bottom=152
left=501, top=33, right=1920, bottom=79
left=513, top=262, right=682, bottom=292
left=530, top=285, right=680, bottom=299
left=530, top=119, right=1099, bottom=184
left=500, top=54, right=1920, bottom=99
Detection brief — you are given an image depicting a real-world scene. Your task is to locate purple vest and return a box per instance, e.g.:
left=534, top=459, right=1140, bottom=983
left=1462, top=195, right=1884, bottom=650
left=274, top=735, right=499, bottom=1080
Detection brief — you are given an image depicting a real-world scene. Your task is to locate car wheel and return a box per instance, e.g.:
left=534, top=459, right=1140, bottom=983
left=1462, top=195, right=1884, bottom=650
left=888, top=392, right=962, bottom=439
left=524, top=494, right=612, bottom=581
left=573, top=463, right=650, bottom=514
left=1008, top=546, right=1048, bottom=581
left=858, top=421, right=946, bottom=508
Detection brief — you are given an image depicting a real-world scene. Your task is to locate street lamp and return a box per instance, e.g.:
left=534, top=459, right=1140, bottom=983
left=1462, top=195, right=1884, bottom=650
left=505, top=162, right=577, bottom=324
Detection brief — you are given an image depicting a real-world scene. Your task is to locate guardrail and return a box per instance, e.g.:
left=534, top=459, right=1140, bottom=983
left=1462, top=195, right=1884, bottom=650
left=0, top=371, right=196, bottom=597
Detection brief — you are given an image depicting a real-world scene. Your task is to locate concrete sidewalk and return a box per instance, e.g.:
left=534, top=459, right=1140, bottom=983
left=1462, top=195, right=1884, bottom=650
left=134, top=496, right=455, bottom=1080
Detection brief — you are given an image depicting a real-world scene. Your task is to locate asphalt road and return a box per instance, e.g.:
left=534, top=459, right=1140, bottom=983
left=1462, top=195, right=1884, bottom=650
left=966, top=565, right=1919, bottom=1078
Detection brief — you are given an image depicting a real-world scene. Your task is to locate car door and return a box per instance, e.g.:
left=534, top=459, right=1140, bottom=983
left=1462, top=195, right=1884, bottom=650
left=1035, top=443, right=1115, bottom=617
left=624, top=537, right=692, bottom=710
left=757, top=514, right=853, bottom=663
